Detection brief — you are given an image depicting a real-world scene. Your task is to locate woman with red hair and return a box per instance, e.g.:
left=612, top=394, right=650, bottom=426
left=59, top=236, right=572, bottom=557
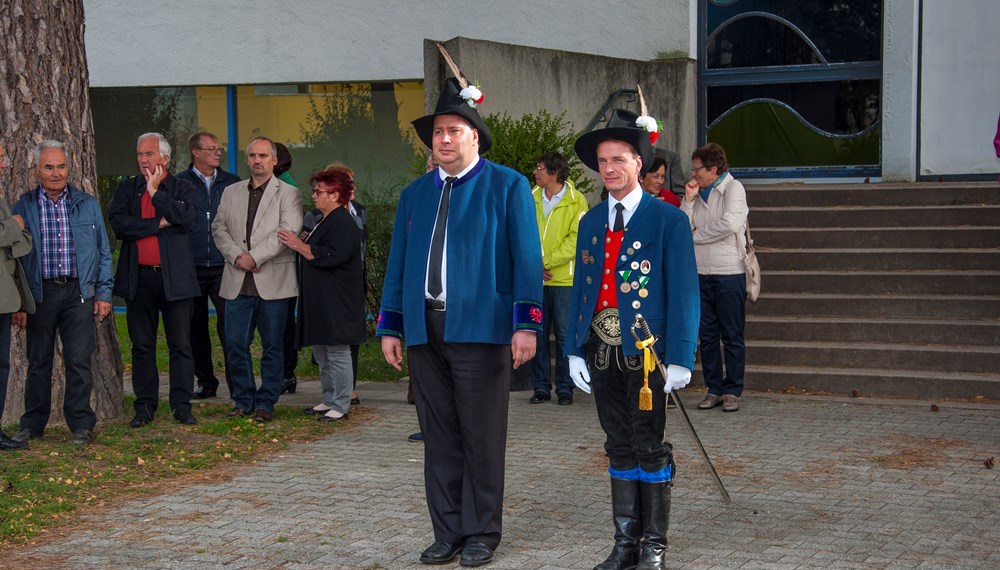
left=277, top=167, right=365, bottom=421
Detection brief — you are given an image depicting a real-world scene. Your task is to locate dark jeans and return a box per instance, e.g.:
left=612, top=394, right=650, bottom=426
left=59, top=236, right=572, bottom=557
left=698, top=274, right=746, bottom=397
left=283, top=297, right=297, bottom=379
left=0, top=312, right=10, bottom=420
left=588, top=336, right=670, bottom=473
left=191, top=265, right=230, bottom=392
left=226, top=295, right=288, bottom=414
left=408, top=309, right=511, bottom=550
left=126, top=268, right=194, bottom=419
left=530, top=285, right=573, bottom=397
left=20, top=280, right=97, bottom=434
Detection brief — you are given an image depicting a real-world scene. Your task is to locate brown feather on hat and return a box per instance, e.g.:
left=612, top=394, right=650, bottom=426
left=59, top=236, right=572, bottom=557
left=411, top=44, right=493, bottom=153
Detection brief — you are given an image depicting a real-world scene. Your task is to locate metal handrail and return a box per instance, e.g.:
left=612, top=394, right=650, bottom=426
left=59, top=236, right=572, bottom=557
left=583, top=89, right=638, bottom=133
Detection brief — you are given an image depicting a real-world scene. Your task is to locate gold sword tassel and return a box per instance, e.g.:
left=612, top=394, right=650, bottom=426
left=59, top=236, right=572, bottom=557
left=636, top=336, right=656, bottom=411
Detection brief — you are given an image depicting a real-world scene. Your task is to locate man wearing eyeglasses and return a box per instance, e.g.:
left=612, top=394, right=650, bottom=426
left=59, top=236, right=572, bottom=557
left=177, top=132, right=241, bottom=400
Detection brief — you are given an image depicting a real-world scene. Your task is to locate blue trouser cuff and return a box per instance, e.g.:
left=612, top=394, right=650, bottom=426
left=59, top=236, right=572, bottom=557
left=639, top=465, right=673, bottom=483
left=608, top=466, right=641, bottom=481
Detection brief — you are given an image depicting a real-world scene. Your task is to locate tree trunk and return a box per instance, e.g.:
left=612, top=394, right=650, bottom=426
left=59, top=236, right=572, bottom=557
left=1, top=0, right=124, bottom=425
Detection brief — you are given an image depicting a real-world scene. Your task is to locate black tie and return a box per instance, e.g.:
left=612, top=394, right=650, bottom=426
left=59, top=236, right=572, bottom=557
left=428, top=176, right=456, bottom=299
left=613, top=202, right=625, bottom=232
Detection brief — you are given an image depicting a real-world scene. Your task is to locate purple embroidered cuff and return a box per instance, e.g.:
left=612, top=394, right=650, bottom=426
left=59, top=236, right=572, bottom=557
left=513, top=301, right=543, bottom=332
left=375, top=309, right=404, bottom=338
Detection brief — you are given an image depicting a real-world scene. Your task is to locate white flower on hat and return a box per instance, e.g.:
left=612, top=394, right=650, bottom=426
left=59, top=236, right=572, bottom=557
left=459, top=83, right=485, bottom=108
left=635, top=115, right=663, bottom=144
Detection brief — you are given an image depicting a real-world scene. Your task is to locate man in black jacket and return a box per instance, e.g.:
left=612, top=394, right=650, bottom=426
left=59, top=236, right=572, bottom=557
left=109, top=132, right=200, bottom=427
left=176, top=131, right=241, bottom=399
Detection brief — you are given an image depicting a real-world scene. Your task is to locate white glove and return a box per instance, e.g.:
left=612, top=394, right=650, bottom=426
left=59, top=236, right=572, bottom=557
left=664, top=364, right=691, bottom=393
left=568, top=355, right=592, bottom=394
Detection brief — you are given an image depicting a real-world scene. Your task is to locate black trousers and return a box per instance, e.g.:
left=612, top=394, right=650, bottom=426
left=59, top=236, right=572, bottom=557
left=0, top=312, right=10, bottom=420
left=126, top=268, right=194, bottom=418
left=588, top=336, right=671, bottom=473
left=20, top=280, right=97, bottom=433
left=408, top=309, right=511, bottom=550
left=191, top=265, right=230, bottom=391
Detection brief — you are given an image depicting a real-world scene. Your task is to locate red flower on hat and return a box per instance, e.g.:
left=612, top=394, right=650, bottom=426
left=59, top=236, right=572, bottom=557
left=649, top=132, right=660, bottom=145
left=529, top=307, right=543, bottom=324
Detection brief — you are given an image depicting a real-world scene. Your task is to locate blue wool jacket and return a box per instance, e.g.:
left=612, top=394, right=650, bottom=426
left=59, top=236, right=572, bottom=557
left=12, top=186, right=114, bottom=304
left=175, top=164, right=242, bottom=267
left=377, top=159, right=543, bottom=346
left=567, top=191, right=700, bottom=369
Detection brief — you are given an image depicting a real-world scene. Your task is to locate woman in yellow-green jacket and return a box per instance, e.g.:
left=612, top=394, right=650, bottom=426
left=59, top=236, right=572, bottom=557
left=529, top=152, right=590, bottom=405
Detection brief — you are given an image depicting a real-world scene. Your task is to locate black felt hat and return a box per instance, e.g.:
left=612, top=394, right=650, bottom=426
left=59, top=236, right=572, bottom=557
left=412, top=77, right=493, bottom=154
left=574, top=108, right=654, bottom=173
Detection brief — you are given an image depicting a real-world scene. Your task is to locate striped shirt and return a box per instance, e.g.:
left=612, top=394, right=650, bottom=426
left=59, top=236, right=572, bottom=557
left=37, top=187, right=78, bottom=279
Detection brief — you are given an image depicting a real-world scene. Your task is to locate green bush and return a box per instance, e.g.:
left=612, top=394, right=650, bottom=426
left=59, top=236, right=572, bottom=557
left=482, top=110, right=594, bottom=195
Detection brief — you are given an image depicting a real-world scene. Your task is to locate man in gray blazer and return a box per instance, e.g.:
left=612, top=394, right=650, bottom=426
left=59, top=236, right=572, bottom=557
left=211, top=137, right=302, bottom=423
left=0, top=142, right=34, bottom=450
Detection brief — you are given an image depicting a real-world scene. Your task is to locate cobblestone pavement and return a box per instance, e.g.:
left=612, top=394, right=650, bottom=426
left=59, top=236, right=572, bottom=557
left=8, top=380, right=1000, bottom=569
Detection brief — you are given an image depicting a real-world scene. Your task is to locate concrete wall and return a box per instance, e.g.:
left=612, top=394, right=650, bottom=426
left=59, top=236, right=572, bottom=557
left=425, top=38, right=698, bottom=178
left=881, top=0, right=920, bottom=182
left=918, top=1, right=1000, bottom=178
left=83, top=0, right=691, bottom=87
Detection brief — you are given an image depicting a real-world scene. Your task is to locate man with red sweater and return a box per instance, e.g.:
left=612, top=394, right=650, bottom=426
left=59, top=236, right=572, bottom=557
left=109, top=132, right=200, bottom=427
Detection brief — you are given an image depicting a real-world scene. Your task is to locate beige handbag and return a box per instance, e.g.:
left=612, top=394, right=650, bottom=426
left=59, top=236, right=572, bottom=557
left=740, top=221, right=761, bottom=302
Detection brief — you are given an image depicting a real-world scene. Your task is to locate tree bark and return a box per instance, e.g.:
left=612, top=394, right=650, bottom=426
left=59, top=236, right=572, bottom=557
left=1, top=0, right=124, bottom=425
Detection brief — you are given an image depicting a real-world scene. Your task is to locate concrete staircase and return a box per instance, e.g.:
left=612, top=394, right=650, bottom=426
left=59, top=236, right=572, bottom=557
left=739, top=182, right=1000, bottom=400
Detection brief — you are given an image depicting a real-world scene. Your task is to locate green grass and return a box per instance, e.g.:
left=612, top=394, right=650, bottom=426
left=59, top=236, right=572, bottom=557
left=0, top=396, right=373, bottom=546
left=113, top=313, right=407, bottom=381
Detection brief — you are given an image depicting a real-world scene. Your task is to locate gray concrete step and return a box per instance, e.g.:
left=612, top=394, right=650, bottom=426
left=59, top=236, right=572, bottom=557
left=757, top=248, right=1000, bottom=271
left=747, top=340, right=1000, bottom=375
left=753, top=227, right=1000, bottom=249
left=727, top=365, right=1000, bottom=400
left=748, top=182, right=998, bottom=208
left=752, top=205, right=1000, bottom=228
left=746, top=316, right=1000, bottom=346
left=763, top=270, right=1000, bottom=295
left=749, top=293, right=999, bottom=320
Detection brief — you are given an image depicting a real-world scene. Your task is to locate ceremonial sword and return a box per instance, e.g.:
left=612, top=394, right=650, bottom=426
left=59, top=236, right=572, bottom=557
left=630, top=314, right=732, bottom=504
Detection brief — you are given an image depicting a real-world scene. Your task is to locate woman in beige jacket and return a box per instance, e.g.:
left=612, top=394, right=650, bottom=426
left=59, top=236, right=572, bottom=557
left=679, top=143, right=749, bottom=412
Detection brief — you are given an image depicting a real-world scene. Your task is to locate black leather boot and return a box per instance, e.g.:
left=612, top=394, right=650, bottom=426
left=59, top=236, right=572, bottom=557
left=280, top=376, right=297, bottom=395
left=594, top=477, right=641, bottom=570
left=635, top=480, right=672, bottom=570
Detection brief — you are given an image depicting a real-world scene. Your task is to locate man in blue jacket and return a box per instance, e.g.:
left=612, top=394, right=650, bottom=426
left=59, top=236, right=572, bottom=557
left=377, top=77, right=543, bottom=567
left=109, top=133, right=200, bottom=427
left=176, top=131, right=241, bottom=399
left=568, top=109, right=700, bottom=570
left=10, top=140, right=114, bottom=447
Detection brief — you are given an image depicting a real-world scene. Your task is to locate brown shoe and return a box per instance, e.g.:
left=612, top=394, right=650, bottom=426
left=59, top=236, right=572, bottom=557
left=697, top=394, right=724, bottom=410
left=722, top=395, right=740, bottom=412
left=254, top=409, right=274, bottom=423
left=223, top=407, right=249, bottom=419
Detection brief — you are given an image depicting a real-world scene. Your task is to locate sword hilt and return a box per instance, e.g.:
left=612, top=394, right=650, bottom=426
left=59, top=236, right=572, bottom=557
left=634, top=314, right=654, bottom=342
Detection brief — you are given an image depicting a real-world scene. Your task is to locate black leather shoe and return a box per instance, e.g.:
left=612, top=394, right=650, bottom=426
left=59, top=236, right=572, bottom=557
left=419, top=541, right=462, bottom=565
left=129, top=415, right=152, bottom=428
left=280, top=377, right=297, bottom=395
left=192, top=387, right=217, bottom=399
left=173, top=412, right=198, bottom=425
left=11, top=428, right=42, bottom=443
left=460, top=542, right=494, bottom=567
left=318, top=410, right=348, bottom=422
left=350, top=396, right=361, bottom=406
left=0, top=432, right=28, bottom=451
left=558, top=396, right=573, bottom=406
left=71, top=429, right=93, bottom=446
left=529, top=392, right=550, bottom=404
left=303, top=405, right=330, bottom=415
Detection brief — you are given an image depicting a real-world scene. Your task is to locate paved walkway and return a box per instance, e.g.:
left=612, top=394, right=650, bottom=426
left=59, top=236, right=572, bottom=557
left=8, top=380, right=1000, bottom=569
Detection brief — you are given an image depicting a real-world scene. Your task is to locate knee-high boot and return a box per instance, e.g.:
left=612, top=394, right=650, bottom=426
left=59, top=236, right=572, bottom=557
left=635, top=480, right=671, bottom=570
left=594, top=477, right=642, bottom=570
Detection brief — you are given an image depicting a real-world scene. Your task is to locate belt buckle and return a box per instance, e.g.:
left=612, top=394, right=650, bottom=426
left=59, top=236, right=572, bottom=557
left=425, top=298, right=445, bottom=311
left=52, top=275, right=69, bottom=284
left=590, top=308, right=622, bottom=346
